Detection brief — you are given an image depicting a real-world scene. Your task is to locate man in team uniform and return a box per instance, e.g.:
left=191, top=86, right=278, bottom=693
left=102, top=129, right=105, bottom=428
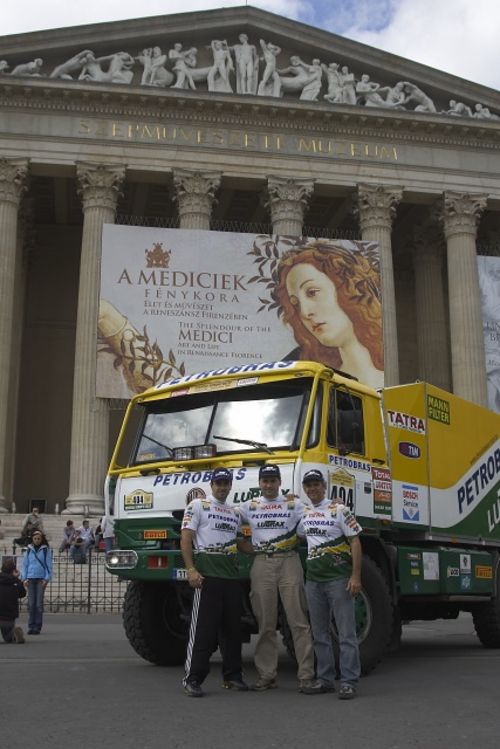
left=298, top=469, right=362, bottom=699
left=239, top=464, right=319, bottom=693
left=180, top=467, right=248, bottom=697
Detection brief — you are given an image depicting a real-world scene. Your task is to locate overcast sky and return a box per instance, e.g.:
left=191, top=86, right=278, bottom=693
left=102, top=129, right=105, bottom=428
left=2, top=0, right=499, bottom=90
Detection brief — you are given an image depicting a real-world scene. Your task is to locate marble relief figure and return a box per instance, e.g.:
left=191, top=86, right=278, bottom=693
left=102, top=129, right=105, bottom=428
left=1, top=28, right=498, bottom=121
left=207, top=40, right=233, bottom=93
left=168, top=44, right=198, bottom=90
left=257, top=39, right=282, bottom=97
left=322, top=62, right=343, bottom=103
left=138, top=47, right=174, bottom=88
left=230, top=34, right=258, bottom=94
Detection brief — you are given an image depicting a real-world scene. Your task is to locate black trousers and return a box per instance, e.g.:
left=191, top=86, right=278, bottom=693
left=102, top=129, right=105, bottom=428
left=184, top=576, right=242, bottom=685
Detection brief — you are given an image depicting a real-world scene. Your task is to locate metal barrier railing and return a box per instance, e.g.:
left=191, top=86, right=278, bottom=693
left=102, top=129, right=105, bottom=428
left=2, top=549, right=127, bottom=614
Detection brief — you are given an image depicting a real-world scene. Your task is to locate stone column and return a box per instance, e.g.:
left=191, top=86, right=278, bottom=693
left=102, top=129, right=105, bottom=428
left=357, top=184, right=403, bottom=386
left=172, top=169, right=221, bottom=230
left=412, top=217, right=451, bottom=391
left=441, top=191, right=488, bottom=405
left=65, top=163, right=125, bottom=515
left=0, top=158, right=28, bottom=512
left=266, top=176, right=314, bottom=235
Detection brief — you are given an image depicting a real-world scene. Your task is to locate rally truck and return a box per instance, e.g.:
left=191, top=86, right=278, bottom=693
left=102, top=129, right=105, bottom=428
left=105, top=360, right=500, bottom=673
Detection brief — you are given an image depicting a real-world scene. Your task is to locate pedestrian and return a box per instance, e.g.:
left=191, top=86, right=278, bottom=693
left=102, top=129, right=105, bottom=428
left=20, top=530, right=52, bottom=635
left=238, top=464, right=318, bottom=693
left=100, top=514, right=115, bottom=553
left=78, top=519, right=95, bottom=550
left=180, top=467, right=248, bottom=697
left=298, top=469, right=362, bottom=699
left=22, top=506, right=44, bottom=534
left=70, top=531, right=87, bottom=564
left=59, top=519, right=76, bottom=552
left=0, top=558, right=26, bottom=644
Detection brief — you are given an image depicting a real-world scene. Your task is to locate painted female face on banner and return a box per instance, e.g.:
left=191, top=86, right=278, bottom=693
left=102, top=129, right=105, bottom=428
left=285, top=263, right=354, bottom=348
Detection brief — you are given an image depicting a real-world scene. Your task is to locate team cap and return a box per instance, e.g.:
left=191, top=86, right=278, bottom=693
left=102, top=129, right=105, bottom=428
left=212, top=467, right=233, bottom=482
left=259, top=464, right=281, bottom=480
left=302, top=469, right=325, bottom=484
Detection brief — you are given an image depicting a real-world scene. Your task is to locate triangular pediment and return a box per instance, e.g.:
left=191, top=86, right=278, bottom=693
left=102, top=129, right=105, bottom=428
left=0, top=6, right=499, bottom=122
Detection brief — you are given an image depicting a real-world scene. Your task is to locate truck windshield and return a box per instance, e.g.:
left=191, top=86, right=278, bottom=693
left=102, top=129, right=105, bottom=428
left=130, top=377, right=316, bottom=465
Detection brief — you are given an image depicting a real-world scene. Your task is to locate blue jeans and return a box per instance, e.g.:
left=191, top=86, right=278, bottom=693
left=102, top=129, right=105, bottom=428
left=305, top=577, right=360, bottom=687
left=27, top=579, right=46, bottom=633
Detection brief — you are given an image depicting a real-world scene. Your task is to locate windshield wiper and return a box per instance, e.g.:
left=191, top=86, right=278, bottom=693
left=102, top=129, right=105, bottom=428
left=213, top=435, right=274, bottom=454
left=141, top=434, right=173, bottom=456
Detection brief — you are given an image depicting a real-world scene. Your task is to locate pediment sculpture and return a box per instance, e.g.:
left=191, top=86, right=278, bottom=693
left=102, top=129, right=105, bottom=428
left=0, top=30, right=498, bottom=120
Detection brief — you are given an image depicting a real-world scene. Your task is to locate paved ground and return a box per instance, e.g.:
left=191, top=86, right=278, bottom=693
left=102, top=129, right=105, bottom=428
left=1, top=612, right=499, bottom=749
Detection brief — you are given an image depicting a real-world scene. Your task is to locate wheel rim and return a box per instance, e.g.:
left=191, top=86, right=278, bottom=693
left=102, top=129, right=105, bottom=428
left=354, top=591, right=372, bottom=643
left=331, top=591, right=372, bottom=644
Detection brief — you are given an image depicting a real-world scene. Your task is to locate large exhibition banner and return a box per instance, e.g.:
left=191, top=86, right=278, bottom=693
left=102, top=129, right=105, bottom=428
left=478, top=255, right=500, bottom=414
left=97, top=226, right=383, bottom=399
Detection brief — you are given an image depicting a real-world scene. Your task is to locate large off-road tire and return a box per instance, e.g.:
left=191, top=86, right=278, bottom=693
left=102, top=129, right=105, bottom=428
left=472, top=562, right=500, bottom=648
left=280, top=556, right=394, bottom=675
left=123, top=580, right=189, bottom=665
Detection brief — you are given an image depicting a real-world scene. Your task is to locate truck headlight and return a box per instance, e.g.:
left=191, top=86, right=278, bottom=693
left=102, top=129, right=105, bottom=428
left=106, top=550, right=138, bottom=569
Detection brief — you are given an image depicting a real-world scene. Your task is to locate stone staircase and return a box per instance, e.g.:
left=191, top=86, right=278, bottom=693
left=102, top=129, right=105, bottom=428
left=0, top=513, right=96, bottom=555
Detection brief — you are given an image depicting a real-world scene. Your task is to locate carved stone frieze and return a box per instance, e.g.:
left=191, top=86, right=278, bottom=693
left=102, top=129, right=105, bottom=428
left=1, top=21, right=499, bottom=121
left=76, top=162, right=125, bottom=211
left=356, top=184, right=403, bottom=232
left=0, top=157, right=29, bottom=205
left=441, top=191, right=488, bottom=239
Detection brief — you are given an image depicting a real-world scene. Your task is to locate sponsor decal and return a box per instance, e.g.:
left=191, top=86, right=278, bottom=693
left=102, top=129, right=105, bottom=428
left=153, top=467, right=247, bottom=487
left=406, top=552, right=421, bottom=560
left=427, top=395, right=450, bottom=425
left=487, top=491, right=500, bottom=533
left=422, top=551, right=439, bottom=581
left=447, top=566, right=460, bottom=577
left=460, top=575, right=471, bottom=591
left=328, top=455, right=371, bottom=472
left=329, top=468, right=354, bottom=510
left=186, top=487, right=206, bottom=504
left=143, top=529, right=167, bottom=540
left=457, top=446, right=500, bottom=515
left=124, top=489, right=153, bottom=511
left=460, top=554, right=471, bottom=574
left=398, top=441, right=421, bottom=459
left=155, top=361, right=296, bottom=389
left=372, top=467, right=392, bottom=516
left=410, top=568, right=420, bottom=576
left=402, top=484, right=420, bottom=522
left=386, top=410, right=426, bottom=434
left=475, top=565, right=493, bottom=579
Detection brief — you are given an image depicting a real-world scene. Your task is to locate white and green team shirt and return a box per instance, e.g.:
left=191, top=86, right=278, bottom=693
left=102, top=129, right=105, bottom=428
left=297, top=499, right=362, bottom=582
left=238, top=495, right=304, bottom=554
left=181, top=495, right=240, bottom=579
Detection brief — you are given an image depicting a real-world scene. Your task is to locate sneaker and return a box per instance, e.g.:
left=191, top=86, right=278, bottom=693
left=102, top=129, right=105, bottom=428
left=299, top=679, right=326, bottom=695
left=13, top=626, right=25, bottom=644
left=338, top=684, right=357, bottom=700
left=251, top=678, right=277, bottom=691
left=183, top=681, right=204, bottom=698
left=222, top=678, right=249, bottom=691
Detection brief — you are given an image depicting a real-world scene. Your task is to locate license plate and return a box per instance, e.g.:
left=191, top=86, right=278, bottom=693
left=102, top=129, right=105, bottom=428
left=144, top=530, right=167, bottom=540
left=173, top=568, right=188, bottom=580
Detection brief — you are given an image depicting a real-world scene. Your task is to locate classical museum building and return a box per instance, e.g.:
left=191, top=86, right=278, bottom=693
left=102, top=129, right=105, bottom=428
left=0, top=5, right=499, bottom=515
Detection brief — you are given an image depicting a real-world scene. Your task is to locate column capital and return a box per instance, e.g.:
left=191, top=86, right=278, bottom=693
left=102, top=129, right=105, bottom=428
left=0, top=157, right=29, bottom=206
left=441, top=191, right=488, bottom=239
left=172, top=169, right=221, bottom=218
left=76, top=162, right=125, bottom=211
left=266, top=176, right=314, bottom=227
left=357, top=184, right=403, bottom=232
